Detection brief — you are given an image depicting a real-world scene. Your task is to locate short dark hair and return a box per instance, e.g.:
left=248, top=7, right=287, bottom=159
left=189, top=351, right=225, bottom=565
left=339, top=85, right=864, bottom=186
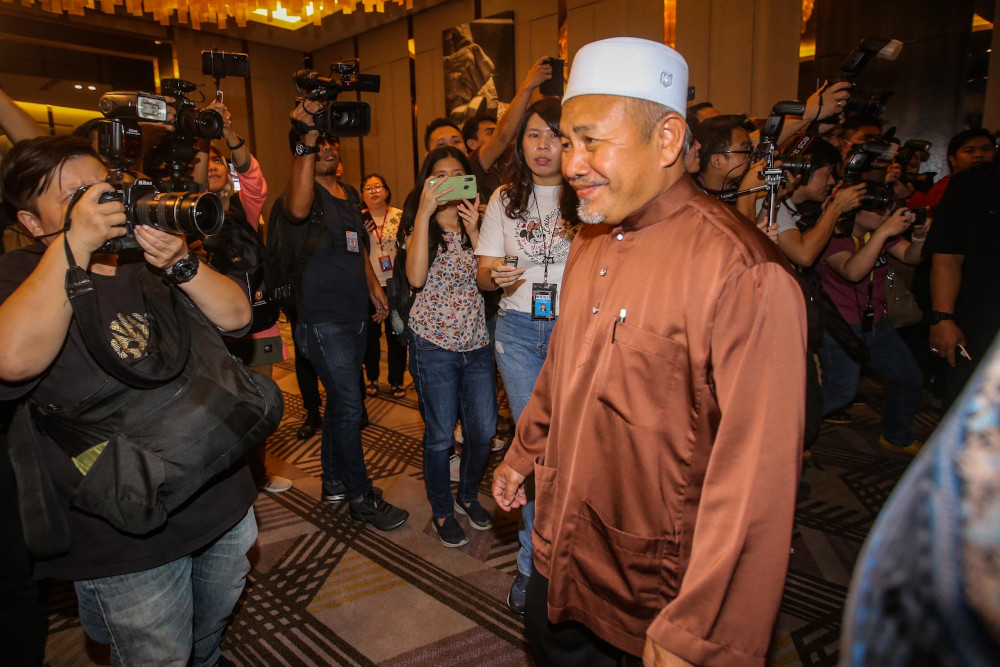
left=803, top=138, right=842, bottom=172
left=423, top=118, right=462, bottom=151
left=842, top=115, right=882, bottom=135
left=361, top=173, right=392, bottom=205
left=947, top=128, right=996, bottom=157
left=461, top=113, right=496, bottom=146
left=1, top=135, right=102, bottom=216
left=694, top=114, right=748, bottom=173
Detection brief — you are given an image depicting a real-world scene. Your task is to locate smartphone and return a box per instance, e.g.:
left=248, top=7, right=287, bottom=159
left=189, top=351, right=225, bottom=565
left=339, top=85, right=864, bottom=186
left=539, top=58, right=565, bottom=97
left=909, top=206, right=929, bottom=226
left=202, top=50, right=250, bottom=78
left=228, top=160, right=241, bottom=192
left=429, top=174, right=477, bottom=201
left=504, top=255, right=519, bottom=268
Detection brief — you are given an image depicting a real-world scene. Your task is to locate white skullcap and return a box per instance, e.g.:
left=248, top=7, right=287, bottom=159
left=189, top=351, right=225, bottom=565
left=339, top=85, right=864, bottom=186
left=563, top=37, right=689, bottom=118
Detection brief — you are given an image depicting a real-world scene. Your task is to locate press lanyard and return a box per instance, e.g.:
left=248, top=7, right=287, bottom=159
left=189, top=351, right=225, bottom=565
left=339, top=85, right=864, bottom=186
left=373, top=210, right=389, bottom=252
left=532, top=190, right=554, bottom=284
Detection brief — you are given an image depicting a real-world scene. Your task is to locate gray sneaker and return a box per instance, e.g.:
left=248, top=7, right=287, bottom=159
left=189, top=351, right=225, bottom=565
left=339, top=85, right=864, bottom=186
left=433, top=515, right=468, bottom=547
left=321, top=480, right=347, bottom=502
left=455, top=498, right=493, bottom=530
left=349, top=489, right=409, bottom=531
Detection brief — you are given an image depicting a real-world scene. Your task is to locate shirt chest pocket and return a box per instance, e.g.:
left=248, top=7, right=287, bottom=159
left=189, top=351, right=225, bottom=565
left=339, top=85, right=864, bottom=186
left=593, top=321, right=688, bottom=433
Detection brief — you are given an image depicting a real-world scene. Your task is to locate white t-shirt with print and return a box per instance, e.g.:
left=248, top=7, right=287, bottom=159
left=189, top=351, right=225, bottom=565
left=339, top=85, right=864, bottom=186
left=475, top=184, right=571, bottom=315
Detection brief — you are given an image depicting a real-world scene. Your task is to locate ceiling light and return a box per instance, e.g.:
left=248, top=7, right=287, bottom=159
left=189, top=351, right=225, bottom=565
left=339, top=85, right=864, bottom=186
left=74, top=84, right=83, bottom=89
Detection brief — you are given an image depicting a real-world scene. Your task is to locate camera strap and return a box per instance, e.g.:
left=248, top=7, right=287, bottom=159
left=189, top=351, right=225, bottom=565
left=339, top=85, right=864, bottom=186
left=61, top=233, right=190, bottom=389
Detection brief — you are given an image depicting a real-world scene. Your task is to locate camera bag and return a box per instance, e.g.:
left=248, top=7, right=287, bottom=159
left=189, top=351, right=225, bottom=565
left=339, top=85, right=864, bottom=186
left=6, top=245, right=283, bottom=558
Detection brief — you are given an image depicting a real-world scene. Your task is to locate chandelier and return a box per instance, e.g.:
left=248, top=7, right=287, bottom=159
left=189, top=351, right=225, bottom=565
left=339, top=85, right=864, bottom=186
left=12, top=0, right=413, bottom=29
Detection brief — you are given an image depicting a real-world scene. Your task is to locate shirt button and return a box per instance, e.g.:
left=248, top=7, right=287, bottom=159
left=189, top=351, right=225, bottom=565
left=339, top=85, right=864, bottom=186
left=599, top=269, right=607, bottom=276
left=616, top=233, right=624, bottom=241
left=592, top=307, right=599, bottom=314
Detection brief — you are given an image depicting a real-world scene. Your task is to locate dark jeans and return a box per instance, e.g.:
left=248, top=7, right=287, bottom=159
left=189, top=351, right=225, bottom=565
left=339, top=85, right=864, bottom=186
left=364, top=303, right=407, bottom=387
left=287, top=312, right=322, bottom=414
left=408, top=331, right=496, bottom=518
left=525, top=571, right=642, bottom=667
left=295, top=321, right=372, bottom=499
left=819, top=318, right=923, bottom=446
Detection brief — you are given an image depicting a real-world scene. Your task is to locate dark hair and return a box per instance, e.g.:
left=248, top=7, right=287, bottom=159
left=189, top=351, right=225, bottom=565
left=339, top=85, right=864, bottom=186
left=503, top=97, right=562, bottom=222
left=804, top=138, right=842, bottom=173
left=842, top=115, right=882, bottom=134
left=361, top=173, right=392, bottom=205
left=686, top=102, right=715, bottom=133
left=423, top=118, right=462, bottom=151
left=1, top=135, right=102, bottom=215
left=947, top=128, right=996, bottom=158
left=72, top=118, right=104, bottom=141
left=694, top=114, right=748, bottom=173
left=400, top=146, right=474, bottom=262
left=461, top=113, right=496, bottom=146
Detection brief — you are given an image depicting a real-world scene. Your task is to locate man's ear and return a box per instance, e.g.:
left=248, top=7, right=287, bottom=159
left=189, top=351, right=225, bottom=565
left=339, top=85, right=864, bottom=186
left=16, top=210, right=43, bottom=238
left=658, top=114, right=687, bottom=168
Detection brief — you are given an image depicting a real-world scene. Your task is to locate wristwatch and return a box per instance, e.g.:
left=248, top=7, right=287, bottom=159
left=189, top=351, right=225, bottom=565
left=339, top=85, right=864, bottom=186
left=294, top=142, right=319, bottom=157
left=163, top=255, right=199, bottom=286
left=930, top=311, right=955, bottom=325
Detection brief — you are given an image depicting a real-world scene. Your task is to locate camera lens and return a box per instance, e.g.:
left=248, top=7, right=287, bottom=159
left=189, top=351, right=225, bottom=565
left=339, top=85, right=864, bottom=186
left=175, top=107, right=224, bottom=139
left=134, top=191, right=224, bottom=238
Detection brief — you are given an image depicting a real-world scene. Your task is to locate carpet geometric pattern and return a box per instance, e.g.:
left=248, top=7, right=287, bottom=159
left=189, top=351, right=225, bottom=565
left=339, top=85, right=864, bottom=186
left=42, top=324, right=938, bottom=666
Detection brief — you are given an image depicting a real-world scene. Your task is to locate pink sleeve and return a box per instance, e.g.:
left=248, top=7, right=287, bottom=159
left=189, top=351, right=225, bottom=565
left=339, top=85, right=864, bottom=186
left=237, top=156, right=268, bottom=230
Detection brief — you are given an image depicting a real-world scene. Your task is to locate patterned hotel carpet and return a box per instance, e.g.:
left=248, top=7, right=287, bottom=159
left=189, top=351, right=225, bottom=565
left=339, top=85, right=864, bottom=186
left=42, top=326, right=939, bottom=666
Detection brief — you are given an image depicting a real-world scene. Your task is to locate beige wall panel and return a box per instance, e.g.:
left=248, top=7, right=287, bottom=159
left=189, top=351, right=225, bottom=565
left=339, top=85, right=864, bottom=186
left=358, top=17, right=410, bottom=68
left=675, top=0, right=711, bottom=106
left=566, top=4, right=597, bottom=64
left=749, top=0, right=800, bottom=117
left=984, top=0, right=1000, bottom=129
left=626, top=0, right=665, bottom=42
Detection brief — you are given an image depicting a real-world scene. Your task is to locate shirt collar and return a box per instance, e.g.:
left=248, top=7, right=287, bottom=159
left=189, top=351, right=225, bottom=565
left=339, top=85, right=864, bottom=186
left=615, top=174, right=701, bottom=233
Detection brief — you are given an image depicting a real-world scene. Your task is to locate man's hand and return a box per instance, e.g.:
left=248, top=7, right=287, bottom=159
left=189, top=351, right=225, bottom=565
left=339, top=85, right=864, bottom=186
left=134, top=226, right=188, bottom=271
left=831, top=182, right=866, bottom=213
left=290, top=98, right=323, bottom=142
left=878, top=207, right=913, bottom=239
left=369, top=283, right=389, bottom=323
left=492, top=461, right=528, bottom=510
left=64, top=183, right=127, bottom=260
left=807, top=80, right=851, bottom=123
left=930, top=320, right=966, bottom=367
left=643, top=637, right=694, bottom=667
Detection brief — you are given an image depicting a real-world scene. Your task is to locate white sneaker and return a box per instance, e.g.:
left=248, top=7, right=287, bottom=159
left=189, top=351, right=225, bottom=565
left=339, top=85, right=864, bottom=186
left=491, top=436, right=506, bottom=452
left=260, top=475, right=293, bottom=493
left=449, top=452, right=461, bottom=482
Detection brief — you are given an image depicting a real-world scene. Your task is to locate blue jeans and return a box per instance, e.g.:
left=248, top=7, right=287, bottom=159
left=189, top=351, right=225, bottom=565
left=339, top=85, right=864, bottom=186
left=295, top=321, right=372, bottom=500
left=495, top=309, right=555, bottom=576
left=408, top=331, right=496, bottom=518
left=819, top=318, right=923, bottom=447
left=75, top=508, right=257, bottom=666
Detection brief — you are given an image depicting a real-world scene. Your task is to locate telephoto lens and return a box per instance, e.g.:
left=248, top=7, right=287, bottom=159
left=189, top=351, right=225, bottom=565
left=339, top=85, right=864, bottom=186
left=175, top=106, right=224, bottom=139
left=135, top=191, right=224, bottom=238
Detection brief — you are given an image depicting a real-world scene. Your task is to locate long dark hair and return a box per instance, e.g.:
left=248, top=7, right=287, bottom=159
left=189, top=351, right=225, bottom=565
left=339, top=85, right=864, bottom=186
left=400, top=146, right=474, bottom=262
left=503, top=97, right=562, bottom=222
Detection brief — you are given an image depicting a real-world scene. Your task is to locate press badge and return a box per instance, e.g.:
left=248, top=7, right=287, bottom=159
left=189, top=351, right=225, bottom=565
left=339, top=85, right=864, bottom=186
left=346, top=230, right=360, bottom=254
left=531, top=283, right=557, bottom=320
left=379, top=255, right=393, bottom=272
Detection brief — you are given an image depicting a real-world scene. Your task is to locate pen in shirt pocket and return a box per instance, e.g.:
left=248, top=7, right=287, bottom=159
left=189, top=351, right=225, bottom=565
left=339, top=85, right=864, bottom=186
left=612, top=308, right=626, bottom=342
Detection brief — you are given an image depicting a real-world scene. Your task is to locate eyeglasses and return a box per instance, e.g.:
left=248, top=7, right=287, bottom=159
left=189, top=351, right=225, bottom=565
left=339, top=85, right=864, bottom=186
left=717, top=149, right=753, bottom=156
left=363, top=186, right=384, bottom=193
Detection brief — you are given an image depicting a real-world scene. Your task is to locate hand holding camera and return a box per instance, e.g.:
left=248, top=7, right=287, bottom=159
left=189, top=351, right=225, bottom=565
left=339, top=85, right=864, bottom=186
left=66, top=182, right=128, bottom=258
left=880, top=207, right=914, bottom=238
left=831, top=182, right=867, bottom=213
left=133, top=224, right=189, bottom=271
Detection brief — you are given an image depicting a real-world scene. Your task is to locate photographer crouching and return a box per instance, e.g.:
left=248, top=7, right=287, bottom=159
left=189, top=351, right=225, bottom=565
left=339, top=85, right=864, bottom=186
left=0, top=135, right=280, bottom=665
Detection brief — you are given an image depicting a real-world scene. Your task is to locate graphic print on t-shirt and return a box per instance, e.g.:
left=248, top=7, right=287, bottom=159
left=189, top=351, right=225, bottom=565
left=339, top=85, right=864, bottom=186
left=110, top=312, right=150, bottom=360
left=515, top=207, right=570, bottom=265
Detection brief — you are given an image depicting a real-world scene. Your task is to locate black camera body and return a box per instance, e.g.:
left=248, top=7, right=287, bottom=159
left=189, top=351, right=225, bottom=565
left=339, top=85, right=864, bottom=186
left=755, top=100, right=813, bottom=183
left=94, top=172, right=224, bottom=255
left=294, top=60, right=380, bottom=137
left=160, top=79, right=224, bottom=141
left=842, top=141, right=897, bottom=212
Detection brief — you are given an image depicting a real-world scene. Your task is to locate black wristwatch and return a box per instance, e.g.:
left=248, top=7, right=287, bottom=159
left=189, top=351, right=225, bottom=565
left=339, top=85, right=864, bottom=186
left=163, top=255, right=199, bottom=286
left=930, top=311, right=956, bottom=325
left=294, top=142, right=319, bottom=157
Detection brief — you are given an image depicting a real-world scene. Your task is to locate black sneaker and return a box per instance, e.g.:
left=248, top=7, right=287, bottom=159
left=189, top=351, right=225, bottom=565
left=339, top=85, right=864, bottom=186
left=296, top=410, right=322, bottom=440
left=349, top=489, right=408, bottom=531
left=322, top=480, right=347, bottom=503
left=455, top=498, right=493, bottom=530
left=507, top=570, right=530, bottom=615
left=823, top=408, right=852, bottom=425
left=433, top=515, right=468, bottom=547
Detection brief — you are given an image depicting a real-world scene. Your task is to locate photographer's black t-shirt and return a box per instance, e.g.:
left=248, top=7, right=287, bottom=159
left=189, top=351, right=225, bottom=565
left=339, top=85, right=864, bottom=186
left=288, top=184, right=370, bottom=325
left=0, top=243, right=255, bottom=580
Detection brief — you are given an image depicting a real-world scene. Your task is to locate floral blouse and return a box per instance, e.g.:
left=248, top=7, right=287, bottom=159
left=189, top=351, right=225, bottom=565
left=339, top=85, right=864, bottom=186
left=409, top=231, right=489, bottom=352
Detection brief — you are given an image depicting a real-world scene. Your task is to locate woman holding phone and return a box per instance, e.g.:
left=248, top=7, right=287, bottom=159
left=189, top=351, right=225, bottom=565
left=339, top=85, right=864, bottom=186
left=475, top=97, right=571, bottom=613
left=404, top=146, right=494, bottom=548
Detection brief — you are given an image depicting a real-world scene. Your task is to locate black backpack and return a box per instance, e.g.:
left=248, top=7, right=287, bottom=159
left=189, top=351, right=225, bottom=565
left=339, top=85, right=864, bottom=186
left=203, top=200, right=280, bottom=334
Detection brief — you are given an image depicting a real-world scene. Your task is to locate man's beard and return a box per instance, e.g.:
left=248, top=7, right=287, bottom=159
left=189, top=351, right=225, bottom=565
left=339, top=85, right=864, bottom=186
left=577, top=200, right=606, bottom=225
